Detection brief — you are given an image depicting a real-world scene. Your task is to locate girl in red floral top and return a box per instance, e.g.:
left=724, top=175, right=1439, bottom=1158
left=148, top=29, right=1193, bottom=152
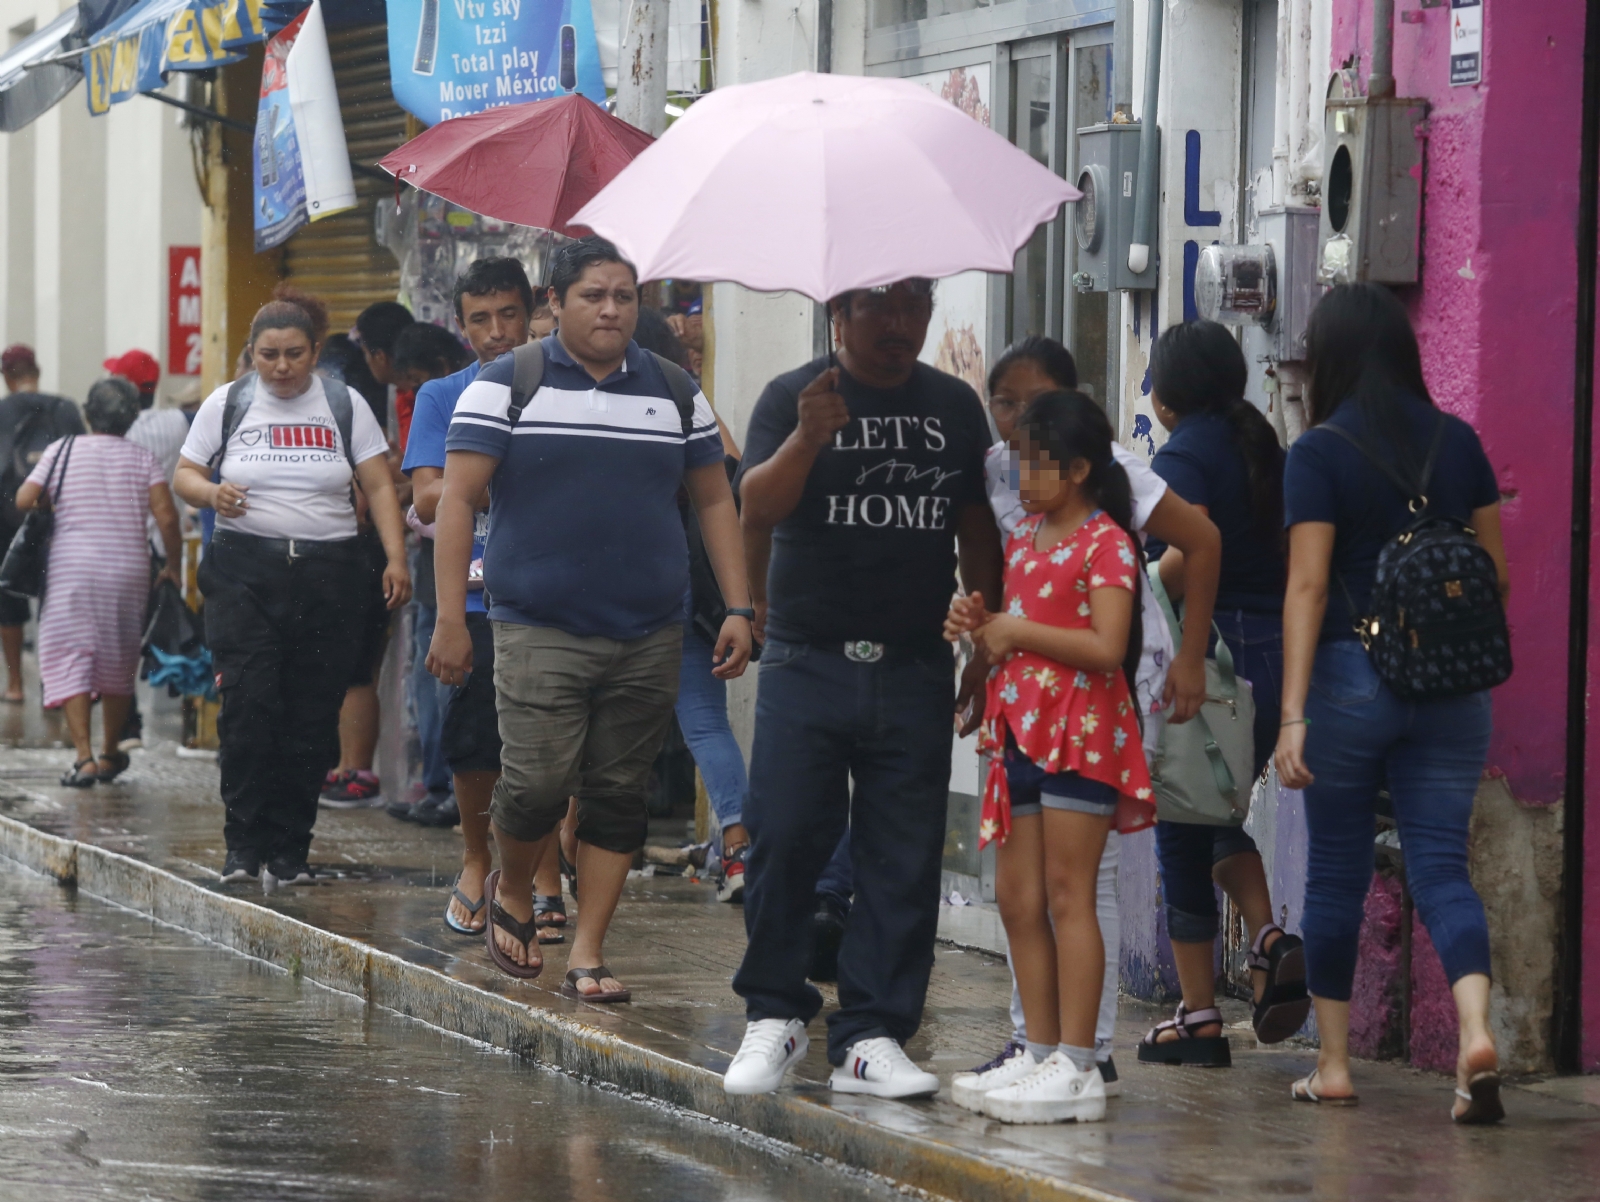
left=945, top=391, right=1153, bottom=1125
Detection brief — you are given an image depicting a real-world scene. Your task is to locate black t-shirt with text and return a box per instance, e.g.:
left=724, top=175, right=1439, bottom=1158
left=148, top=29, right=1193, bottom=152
left=738, top=356, right=989, bottom=649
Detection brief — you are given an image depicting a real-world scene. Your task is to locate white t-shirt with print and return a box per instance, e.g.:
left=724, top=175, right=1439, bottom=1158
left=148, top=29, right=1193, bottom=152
left=984, top=438, right=1174, bottom=718
left=180, top=376, right=389, bottom=541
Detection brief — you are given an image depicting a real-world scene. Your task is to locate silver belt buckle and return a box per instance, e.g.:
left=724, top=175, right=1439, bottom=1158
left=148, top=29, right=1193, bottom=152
left=844, top=640, right=884, bottom=663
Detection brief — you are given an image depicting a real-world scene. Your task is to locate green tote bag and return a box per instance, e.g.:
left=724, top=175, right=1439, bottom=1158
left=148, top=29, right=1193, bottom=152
left=1147, top=566, right=1257, bottom=826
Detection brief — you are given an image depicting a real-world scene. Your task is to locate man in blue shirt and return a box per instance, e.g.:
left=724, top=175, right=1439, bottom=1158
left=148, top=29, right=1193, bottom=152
left=429, top=237, right=753, bottom=994
left=401, top=256, right=546, bottom=937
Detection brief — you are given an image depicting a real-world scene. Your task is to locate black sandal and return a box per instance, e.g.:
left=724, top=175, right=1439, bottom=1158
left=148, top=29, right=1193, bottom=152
left=481, top=870, right=543, bottom=980
left=95, top=751, right=131, bottom=783
left=60, top=757, right=98, bottom=788
left=1247, top=924, right=1311, bottom=1044
left=1137, top=1002, right=1232, bottom=1066
left=534, top=894, right=567, bottom=944
left=444, top=874, right=487, bottom=935
left=560, top=965, right=630, bottom=1004
left=1453, top=1070, right=1504, bottom=1124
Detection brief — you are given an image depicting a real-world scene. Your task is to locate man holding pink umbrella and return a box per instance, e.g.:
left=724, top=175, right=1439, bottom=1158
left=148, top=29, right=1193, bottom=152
left=724, top=279, right=1003, bottom=1098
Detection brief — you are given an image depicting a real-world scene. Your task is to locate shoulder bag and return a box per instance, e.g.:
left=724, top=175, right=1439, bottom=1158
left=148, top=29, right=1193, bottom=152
left=1146, top=566, right=1257, bottom=826
left=0, top=435, right=74, bottom=598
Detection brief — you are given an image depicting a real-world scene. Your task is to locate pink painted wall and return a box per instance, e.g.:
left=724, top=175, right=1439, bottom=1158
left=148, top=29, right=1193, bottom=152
left=1330, top=1, right=1590, bottom=1060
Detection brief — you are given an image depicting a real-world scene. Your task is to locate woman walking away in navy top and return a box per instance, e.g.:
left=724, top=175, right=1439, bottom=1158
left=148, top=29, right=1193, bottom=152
left=1275, top=283, right=1508, bottom=1123
left=1140, top=321, right=1310, bottom=1065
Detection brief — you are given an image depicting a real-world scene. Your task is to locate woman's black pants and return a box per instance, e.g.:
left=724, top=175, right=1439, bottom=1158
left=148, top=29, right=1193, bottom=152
left=200, top=533, right=366, bottom=861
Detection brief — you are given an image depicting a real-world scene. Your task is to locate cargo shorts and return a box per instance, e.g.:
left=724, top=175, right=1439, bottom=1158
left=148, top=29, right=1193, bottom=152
left=489, top=620, right=683, bottom=855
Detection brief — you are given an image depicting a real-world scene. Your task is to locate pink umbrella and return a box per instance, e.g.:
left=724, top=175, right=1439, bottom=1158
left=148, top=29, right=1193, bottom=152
left=570, top=72, right=1080, bottom=301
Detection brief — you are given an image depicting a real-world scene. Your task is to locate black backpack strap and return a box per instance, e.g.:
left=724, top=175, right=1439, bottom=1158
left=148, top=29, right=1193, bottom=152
left=507, top=341, right=546, bottom=428
left=211, top=373, right=257, bottom=471
left=648, top=351, right=699, bottom=437
left=320, top=375, right=358, bottom=472
left=41, top=435, right=74, bottom=510
left=1321, top=413, right=1448, bottom=510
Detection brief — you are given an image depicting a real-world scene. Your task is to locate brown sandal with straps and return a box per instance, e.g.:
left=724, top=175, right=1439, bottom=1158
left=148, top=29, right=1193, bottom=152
left=560, top=965, right=630, bottom=1004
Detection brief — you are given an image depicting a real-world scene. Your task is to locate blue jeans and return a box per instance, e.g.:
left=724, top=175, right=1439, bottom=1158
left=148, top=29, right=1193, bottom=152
left=817, top=830, right=852, bottom=909
left=410, top=602, right=451, bottom=795
left=1301, top=640, right=1493, bottom=1000
left=733, top=638, right=954, bottom=1063
left=675, top=627, right=749, bottom=837
left=1156, top=609, right=1281, bottom=942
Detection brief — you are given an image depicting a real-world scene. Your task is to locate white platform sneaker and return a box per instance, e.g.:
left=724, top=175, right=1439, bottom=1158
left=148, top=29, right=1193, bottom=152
left=982, top=1051, right=1107, bottom=1124
left=830, top=1037, right=941, bottom=1099
left=950, top=1041, right=1039, bottom=1113
left=724, top=1018, right=809, bottom=1095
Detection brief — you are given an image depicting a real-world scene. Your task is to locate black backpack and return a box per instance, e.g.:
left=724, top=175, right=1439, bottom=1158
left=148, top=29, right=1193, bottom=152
left=503, top=340, right=698, bottom=432
left=1327, top=416, right=1512, bottom=702
left=0, top=396, right=76, bottom=532
left=208, top=372, right=358, bottom=472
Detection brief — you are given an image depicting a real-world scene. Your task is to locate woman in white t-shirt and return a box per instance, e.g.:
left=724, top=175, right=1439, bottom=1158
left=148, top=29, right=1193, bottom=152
left=173, top=297, right=411, bottom=887
left=952, top=336, right=1222, bottom=1111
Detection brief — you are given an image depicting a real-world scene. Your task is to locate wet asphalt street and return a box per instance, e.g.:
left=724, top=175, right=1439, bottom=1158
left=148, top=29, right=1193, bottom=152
left=0, top=862, right=900, bottom=1202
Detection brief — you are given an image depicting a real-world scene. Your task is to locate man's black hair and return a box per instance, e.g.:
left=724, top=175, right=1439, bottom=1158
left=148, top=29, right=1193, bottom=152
left=548, top=236, right=637, bottom=303
left=453, top=256, right=537, bottom=323
left=353, top=301, right=414, bottom=357
left=394, top=322, right=472, bottom=379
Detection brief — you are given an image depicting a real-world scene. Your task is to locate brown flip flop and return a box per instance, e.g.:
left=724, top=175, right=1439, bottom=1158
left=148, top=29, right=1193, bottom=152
left=561, top=965, right=630, bottom=1004
left=1453, top=1071, right=1505, bottom=1124
left=482, top=870, right=543, bottom=980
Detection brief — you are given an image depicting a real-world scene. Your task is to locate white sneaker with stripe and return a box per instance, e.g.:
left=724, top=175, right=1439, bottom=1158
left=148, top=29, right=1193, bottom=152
left=829, top=1037, right=940, bottom=1099
left=723, top=1018, right=808, bottom=1095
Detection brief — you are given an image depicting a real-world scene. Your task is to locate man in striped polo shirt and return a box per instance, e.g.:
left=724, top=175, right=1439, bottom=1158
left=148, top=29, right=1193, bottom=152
left=428, top=237, right=753, bottom=997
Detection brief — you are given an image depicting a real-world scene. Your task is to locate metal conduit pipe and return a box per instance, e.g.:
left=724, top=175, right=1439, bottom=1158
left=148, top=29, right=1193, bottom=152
left=1368, top=0, right=1396, bottom=98
left=1127, top=0, right=1164, bottom=275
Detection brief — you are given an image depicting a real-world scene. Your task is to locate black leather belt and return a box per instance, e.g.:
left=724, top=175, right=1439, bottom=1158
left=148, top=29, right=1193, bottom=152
left=212, top=531, right=362, bottom=563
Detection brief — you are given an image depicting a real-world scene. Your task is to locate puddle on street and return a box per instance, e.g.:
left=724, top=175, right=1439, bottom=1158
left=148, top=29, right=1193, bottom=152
left=0, top=862, right=898, bottom=1202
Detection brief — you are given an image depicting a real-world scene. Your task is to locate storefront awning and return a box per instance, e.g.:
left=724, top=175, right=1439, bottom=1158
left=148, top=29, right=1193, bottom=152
left=0, top=9, right=85, bottom=133
left=83, top=0, right=267, bottom=115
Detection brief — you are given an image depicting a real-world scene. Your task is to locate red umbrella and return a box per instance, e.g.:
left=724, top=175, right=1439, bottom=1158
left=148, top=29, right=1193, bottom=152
left=377, top=95, right=655, bottom=235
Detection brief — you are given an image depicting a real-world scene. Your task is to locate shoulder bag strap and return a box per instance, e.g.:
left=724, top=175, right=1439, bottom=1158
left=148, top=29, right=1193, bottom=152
left=321, top=376, right=358, bottom=472
left=1146, top=563, right=1236, bottom=695
left=42, top=435, right=74, bottom=511
left=211, top=373, right=257, bottom=471
left=507, top=341, right=545, bottom=428
left=648, top=351, right=699, bottom=437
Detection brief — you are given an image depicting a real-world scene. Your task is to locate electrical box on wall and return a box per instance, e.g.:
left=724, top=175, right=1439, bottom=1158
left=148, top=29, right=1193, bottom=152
left=1073, top=124, right=1159, bottom=293
left=1317, top=96, right=1428, bottom=285
left=1193, top=207, right=1320, bottom=362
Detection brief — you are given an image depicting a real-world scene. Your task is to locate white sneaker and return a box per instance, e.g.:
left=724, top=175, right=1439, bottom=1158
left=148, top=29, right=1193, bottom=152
left=950, top=1041, right=1038, bottom=1113
left=830, top=1037, right=940, bottom=1099
left=723, top=1019, right=808, bottom=1095
left=982, top=1051, right=1107, bottom=1124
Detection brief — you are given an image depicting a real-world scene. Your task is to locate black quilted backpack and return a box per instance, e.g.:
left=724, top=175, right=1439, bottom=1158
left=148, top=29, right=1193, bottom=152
left=1326, top=416, right=1511, bottom=702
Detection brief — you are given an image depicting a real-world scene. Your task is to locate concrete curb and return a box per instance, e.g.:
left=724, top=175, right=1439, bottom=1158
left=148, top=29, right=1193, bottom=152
left=0, top=813, right=1126, bottom=1202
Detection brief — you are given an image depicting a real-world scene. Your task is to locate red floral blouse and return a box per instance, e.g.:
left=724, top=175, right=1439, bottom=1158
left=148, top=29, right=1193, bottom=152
left=978, top=510, right=1156, bottom=847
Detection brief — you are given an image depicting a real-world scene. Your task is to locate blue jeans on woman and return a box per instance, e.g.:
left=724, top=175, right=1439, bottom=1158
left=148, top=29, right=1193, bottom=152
left=1155, top=608, right=1281, bottom=942
left=676, top=626, right=749, bottom=844
left=1301, top=639, right=1493, bottom=1000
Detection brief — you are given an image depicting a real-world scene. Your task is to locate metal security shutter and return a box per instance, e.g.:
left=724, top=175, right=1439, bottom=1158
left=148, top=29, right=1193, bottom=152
left=283, top=24, right=405, bottom=333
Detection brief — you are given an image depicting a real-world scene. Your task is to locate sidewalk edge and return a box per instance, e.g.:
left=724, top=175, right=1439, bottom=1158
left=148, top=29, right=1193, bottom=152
left=0, top=813, right=1130, bottom=1202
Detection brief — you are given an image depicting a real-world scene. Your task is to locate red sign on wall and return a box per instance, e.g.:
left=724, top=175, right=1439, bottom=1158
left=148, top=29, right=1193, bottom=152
left=168, top=246, right=202, bottom=376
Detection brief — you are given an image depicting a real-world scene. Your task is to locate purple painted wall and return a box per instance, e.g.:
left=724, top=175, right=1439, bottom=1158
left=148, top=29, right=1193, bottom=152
left=1327, top=0, right=1590, bottom=1064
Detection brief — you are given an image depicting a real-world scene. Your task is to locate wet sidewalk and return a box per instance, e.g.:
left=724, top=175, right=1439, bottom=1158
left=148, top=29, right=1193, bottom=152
left=1, top=690, right=1598, bottom=1201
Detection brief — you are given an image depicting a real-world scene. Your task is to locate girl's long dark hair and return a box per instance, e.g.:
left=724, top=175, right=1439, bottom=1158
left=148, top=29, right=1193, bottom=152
left=1150, top=319, right=1285, bottom=540
left=1304, top=282, right=1435, bottom=478
left=1018, top=390, right=1143, bottom=692
left=987, top=335, right=1078, bottom=396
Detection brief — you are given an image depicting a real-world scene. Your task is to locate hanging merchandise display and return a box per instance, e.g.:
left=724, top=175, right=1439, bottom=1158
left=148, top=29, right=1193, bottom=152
left=253, top=0, right=357, bottom=252
left=383, top=0, right=605, bottom=126
left=376, top=188, right=564, bottom=328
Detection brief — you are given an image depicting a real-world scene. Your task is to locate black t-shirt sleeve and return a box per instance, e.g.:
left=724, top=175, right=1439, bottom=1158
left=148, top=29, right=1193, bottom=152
left=734, top=373, right=801, bottom=490
left=1151, top=443, right=1210, bottom=509
left=1457, top=421, right=1500, bottom=510
left=55, top=401, right=85, bottom=437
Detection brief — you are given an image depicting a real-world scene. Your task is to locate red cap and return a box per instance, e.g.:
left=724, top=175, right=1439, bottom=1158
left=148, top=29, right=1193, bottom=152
left=1, top=344, right=38, bottom=376
left=103, top=349, right=161, bottom=390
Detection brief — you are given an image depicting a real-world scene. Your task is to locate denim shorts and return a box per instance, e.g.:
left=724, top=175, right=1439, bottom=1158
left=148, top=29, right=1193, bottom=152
left=1004, top=737, right=1118, bottom=817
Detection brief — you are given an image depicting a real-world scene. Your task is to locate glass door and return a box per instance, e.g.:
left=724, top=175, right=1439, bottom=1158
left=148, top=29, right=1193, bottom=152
left=1006, top=39, right=1064, bottom=345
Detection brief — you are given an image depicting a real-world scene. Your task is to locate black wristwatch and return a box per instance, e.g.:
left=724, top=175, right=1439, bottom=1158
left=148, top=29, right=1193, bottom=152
left=725, top=607, right=756, bottom=621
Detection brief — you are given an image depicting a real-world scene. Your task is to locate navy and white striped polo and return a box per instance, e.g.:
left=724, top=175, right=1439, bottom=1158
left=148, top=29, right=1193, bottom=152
left=445, top=334, right=724, bottom=641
